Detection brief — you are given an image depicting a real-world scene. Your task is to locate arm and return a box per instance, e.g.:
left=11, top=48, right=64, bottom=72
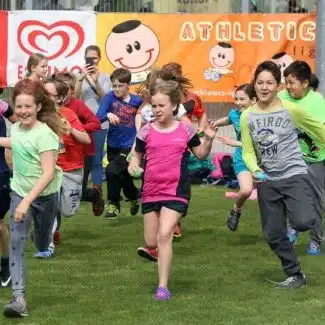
left=240, top=111, right=261, bottom=173
left=287, top=103, right=325, bottom=147
left=14, top=150, right=57, bottom=222
left=213, top=116, right=230, bottom=127
left=135, top=113, right=143, bottom=132
left=74, top=74, right=85, bottom=99
left=96, top=94, right=111, bottom=123
left=191, top=122, right=218, bottom=160
left=77, top=101, right=101, bottom=132
left=191, top=135, right=214, bottom=160
left=128, top=137, right=145, bottom=176
left=217, top=136, right=242, bottom=148
left=0, top=137, right=11, bottom=148
left=93, top=72, right=111, bottom=99
left=70, top=128, right=91, bottom=144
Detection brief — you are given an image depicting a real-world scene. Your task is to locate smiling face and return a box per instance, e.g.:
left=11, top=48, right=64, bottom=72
left=15, top=94, right=39, bottom=129
left=209, top=44, right=234, bottom=69
left=106, top=24, right=160, bottom=73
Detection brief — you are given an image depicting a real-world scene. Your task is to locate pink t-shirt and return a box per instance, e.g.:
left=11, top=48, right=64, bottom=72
left=136, top=122, right=200, bottom=204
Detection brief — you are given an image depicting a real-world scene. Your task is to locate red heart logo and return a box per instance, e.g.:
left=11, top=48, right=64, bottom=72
left=17, top=20, right=85, bottom=60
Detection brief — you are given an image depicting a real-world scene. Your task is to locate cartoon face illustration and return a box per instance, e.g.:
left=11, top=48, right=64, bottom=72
left=209, top=42, right=234, bottom=70
left=272, top=52, right=294, bottom=83
left=105, top=20, right=160, bottom=73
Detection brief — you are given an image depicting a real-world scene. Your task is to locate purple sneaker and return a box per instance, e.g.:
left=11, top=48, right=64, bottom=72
left=155, top=287, right=172, bottom=300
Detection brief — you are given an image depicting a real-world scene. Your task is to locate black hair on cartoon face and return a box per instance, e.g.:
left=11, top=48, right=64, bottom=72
left=112, top=20, right=141, bottom=34
left=218, top=42, right=232, bottom=49
left=272, top=52, right=287, bottom=60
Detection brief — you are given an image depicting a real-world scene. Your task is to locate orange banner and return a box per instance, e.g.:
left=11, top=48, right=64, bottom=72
left=97, top=13, right=316, bottom=103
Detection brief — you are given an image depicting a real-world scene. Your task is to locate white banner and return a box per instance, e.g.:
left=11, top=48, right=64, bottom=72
left=7, top=11, right=96, bottom=86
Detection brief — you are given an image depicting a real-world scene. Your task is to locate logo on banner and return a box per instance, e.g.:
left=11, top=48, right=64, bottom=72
left=17, top=20, right=85, bottom=61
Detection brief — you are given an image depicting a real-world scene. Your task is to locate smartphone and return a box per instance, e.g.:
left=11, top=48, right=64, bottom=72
left=85, top=57, right=94, bottom=66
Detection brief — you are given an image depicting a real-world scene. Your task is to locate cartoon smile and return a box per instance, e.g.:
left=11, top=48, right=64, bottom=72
left=115, top=48, right=154, bottom=70
left=212, top=58, right=231, bottom=68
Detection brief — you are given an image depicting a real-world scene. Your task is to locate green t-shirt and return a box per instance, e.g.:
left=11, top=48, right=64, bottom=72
left=278, top=89, right=325, bottom=162
left=11, top=122, right=62, bottom=197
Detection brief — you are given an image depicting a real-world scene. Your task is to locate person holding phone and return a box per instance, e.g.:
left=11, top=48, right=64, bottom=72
left=75, top=45, right=111, bottom=214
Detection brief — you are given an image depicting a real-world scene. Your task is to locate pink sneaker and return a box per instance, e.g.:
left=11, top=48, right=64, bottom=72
left=137, top=247, right=158, bottom=262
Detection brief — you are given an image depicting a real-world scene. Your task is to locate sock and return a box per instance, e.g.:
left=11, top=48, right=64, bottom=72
left=233, top=205, right=242, bottom=213
left=0, top=257, right=9, bottom=271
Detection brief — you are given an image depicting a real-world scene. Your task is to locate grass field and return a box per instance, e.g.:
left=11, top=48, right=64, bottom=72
left=1, top=185, right=325, bottom=325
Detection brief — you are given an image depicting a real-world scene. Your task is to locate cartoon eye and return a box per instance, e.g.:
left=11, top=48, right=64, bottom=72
left=282, top=63, right=286, bottom=67
left=218, top=53, right=222, bottom=58
left=134, top=41, right=141, bottom=51
left=222, top=54, right=226, bottom=59
left=278, top=64, right=281, bottom=69
left=126, top=44, right=133, bottom=54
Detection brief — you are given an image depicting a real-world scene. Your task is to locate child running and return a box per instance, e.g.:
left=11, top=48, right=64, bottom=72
left=26, top=53, right=48, bottom=82
left=212, top=84, right=256, bottom=231
left=52, top=72, right=102, bottom=220
left=43, top=78, right=90, bottom=255
left=0, top=100, right=16, bottom=288
left=240, top=61, right=325, bottom=288
left=278, top=61, right=325, bottom=254
left=129, top=79, right=218, bottom=300
left=96, top=68, right=143, bottom=219
left=0, top=79, right=65, bottom=317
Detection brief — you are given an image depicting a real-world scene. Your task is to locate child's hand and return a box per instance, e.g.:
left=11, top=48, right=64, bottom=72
left=14, top=199, right=30, bottom=223
left=128, top=164, right=143, bottom=178
left=217, top=136, right=237, bottom=147
left=107, top=113, right=120, bottom=125
left=204, top=121, right=218, bottom=140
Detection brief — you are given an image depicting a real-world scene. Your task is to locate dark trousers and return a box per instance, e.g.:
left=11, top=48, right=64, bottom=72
left=106, top=146, right=139, bottom=206
left=257, top=174, right=316, bottom=276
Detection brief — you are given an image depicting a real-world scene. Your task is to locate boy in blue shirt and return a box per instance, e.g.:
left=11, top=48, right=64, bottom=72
left=97, top=69, right=143, bottom=219
left=0, top=98, right=16, bottom=287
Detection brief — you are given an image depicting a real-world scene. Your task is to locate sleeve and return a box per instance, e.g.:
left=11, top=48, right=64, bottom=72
left=135, top=123, right=150, bottom=153
left=240, top=111, right=261, bottom=173
left=77, top=101, right=101, bottom=132
left=228, top=110, right=234, bottom=125
left=101, top=74, right=112, bottom=94
left=188, top=134, right=201, bottom=148
left=68, top=111, right=85, bottom=132
left=37, top=127, right=60, bottom=154
left=96, top=93, right=112, bottom=122
left=0, top=101, right=13, bottom=118
left=287, top=102, right=325, bottom=148
left=183, top=122, right=201, bottom=148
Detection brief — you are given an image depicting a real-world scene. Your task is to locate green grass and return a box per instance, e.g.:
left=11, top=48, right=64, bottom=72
left=1, top=185, right=325, bottom=325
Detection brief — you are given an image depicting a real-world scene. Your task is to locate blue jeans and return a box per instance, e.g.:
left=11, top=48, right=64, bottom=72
left=91, top=129, right=108, bottom=185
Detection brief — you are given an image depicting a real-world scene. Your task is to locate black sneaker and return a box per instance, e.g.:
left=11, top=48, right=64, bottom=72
left=105, top=203, right=120, bottom=219
left=227, top=208, right=241, bottom=231
left=130, top=200, right=140, bottom=216
left=273, top=273, right=307, bottom=289
left=0, top=269, right=11, bottom=288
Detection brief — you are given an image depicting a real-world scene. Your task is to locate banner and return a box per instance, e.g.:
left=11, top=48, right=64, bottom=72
left=0, top=11, right=8, bottom=88
left=97, top=13, right=316, bottom=102
left=7, top=11, right=96, bottom=86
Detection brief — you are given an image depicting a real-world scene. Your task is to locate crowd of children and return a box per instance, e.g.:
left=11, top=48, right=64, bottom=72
left=0, top=45, right=325, bottom=317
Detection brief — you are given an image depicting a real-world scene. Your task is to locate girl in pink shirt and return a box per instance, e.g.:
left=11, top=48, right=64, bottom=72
left=128, top=80, right=217, bottom=300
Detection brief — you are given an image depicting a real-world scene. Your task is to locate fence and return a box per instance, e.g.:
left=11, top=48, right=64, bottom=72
left=0, top=0, right=318, bottom=154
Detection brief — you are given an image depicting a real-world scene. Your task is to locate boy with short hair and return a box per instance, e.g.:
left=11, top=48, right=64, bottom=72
left=96, top=68, right=143, bottom=219
left=279, top=60, right=325, bottom=255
